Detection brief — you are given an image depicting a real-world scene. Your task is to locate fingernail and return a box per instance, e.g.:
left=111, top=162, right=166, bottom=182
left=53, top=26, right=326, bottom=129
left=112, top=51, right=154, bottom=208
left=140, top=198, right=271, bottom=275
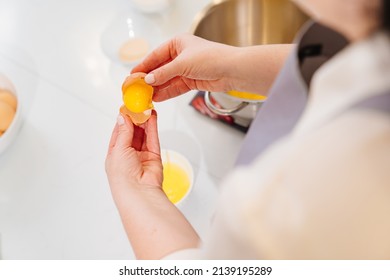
left=145, top=73, right=155, bottom=84
left=117, top=115, right=125, bottom=125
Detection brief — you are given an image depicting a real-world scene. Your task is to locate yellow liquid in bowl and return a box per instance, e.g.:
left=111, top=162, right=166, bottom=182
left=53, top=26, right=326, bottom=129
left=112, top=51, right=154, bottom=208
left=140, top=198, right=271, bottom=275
left=227, top=90, right=267, bottom=101
left=162, top=162, right=190, bottom=204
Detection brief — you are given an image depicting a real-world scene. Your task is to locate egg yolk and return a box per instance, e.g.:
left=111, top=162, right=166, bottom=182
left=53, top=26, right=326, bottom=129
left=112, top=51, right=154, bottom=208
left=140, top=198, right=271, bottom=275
left=227, top=90, right=267, bottom=101
left=162, top=162, right=190, bottom=204
left=123, top=80, right=153, bottom=113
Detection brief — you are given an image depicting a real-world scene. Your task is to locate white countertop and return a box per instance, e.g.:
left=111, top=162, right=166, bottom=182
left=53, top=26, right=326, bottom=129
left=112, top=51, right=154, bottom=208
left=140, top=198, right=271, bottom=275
left=0, top=0, right=246, bottom=259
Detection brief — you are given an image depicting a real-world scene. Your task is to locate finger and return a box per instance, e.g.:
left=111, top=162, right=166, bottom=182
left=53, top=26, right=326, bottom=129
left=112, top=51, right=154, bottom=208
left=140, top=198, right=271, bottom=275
left=132, top=39, right=176, bottom=74
left=143, top=58, right=185, bottom=88
left=107, top=122, right=119, bottom=154
left=144, top=110, right=160, bottom=155
left=115, top=114, right=135, bottom=149
left=133, top=40, right=186, bottom=88
left=152, top=77, right=193, bottom=102
left=131, top=125, right=145, bottom=151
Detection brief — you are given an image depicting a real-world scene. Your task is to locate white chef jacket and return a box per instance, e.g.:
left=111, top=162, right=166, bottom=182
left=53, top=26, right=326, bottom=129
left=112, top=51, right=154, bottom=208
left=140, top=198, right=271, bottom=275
left=165, top=29, right=390, bottom=259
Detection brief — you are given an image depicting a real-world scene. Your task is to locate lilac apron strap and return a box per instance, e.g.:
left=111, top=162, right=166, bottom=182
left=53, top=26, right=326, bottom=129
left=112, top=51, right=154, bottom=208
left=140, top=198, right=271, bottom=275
left=235, top=23, right=348, bottom=167
left=235, top=49, right=308, bottom=166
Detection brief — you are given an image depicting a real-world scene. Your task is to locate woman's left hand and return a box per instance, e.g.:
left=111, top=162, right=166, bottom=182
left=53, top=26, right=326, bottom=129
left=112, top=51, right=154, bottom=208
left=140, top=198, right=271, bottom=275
left=105, top=111, right=163, bottom=197
left=105, top=111, right=200, bottom=259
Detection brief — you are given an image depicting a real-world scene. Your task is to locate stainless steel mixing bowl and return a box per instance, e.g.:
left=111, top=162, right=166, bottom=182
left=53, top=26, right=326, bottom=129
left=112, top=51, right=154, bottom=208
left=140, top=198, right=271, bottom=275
left=191, top=0, right=308, bottom=120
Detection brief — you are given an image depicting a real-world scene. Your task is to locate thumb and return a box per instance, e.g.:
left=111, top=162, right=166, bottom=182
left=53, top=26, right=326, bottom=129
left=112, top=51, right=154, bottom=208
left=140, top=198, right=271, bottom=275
left=144, top=60, right=183, bottom=86
left=114, top=114, right=134, bottom=149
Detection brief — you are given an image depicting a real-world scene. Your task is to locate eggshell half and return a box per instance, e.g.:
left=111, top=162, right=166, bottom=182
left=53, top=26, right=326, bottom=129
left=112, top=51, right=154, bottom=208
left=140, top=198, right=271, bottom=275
left=121, top=72, right=147, bottom=93
left=120, top=105, right=151, bottom=125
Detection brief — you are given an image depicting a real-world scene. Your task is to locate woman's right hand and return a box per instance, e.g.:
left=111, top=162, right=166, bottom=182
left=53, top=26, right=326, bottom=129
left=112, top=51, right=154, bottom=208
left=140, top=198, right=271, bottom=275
left=132, top=34, right=240, bottom=102
left=132, top=34, right=293, bottom=102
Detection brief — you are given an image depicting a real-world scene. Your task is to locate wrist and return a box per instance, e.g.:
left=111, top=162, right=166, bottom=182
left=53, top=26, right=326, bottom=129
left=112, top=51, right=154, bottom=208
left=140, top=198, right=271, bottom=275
left=111, top=181, right=167, bottom=210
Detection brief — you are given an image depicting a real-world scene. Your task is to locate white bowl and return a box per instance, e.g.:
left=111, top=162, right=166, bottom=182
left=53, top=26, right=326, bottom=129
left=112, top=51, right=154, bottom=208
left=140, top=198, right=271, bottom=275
left=0, top=73, right=22, bottom=155
left=101, top=11, right=162, bottom=67
left=161, top=149, right=194, bottom=207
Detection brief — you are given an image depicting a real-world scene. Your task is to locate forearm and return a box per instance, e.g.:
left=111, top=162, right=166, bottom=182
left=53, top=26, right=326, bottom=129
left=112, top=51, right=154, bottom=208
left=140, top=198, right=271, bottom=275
left=230, top=44, right=294, bottom=95
left=113, top=186, right=200, bottom=260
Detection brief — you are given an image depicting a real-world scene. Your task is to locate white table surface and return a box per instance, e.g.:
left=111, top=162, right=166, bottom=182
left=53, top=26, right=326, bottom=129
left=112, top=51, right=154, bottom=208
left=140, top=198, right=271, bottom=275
left=0, top=0, right=246, bottom=259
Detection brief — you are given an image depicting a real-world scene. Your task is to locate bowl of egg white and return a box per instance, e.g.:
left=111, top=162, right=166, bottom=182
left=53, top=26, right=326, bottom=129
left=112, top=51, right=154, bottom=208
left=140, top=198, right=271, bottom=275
left=101, top=11, right=162, bottom=67
left=0, top=73, right=22, bottom=155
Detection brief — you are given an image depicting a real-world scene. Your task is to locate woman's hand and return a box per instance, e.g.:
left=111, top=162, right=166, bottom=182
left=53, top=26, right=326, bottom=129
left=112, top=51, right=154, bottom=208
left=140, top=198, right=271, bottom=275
left=132, top=34, right=240, bottom=101
left=105, top=111, right=162, bottom=195
left=105, top=112, right=200, bottom=259
left=132, top=34, right=293, bottom=102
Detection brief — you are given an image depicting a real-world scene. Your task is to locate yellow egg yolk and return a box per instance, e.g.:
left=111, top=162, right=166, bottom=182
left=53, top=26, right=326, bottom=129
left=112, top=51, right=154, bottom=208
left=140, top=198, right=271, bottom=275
left=227, top=90, right=267, bottom=101
left=162, top=162, right=190, bottom=204
left=123, top=80, right=153, bottom=113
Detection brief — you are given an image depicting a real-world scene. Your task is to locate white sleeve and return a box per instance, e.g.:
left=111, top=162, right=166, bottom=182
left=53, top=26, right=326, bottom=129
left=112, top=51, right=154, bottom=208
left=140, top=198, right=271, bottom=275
left=162, top=248, right=203, bottom=260
left=164, top=112, right=390, bottom=259
left=201, top=112, right=390, bottom=259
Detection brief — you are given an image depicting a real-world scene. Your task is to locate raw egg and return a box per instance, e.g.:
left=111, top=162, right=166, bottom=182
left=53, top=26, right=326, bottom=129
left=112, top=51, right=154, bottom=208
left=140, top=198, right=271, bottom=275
left=161, top=150, right=193, bottom=205
left=162, top=161, right=191, bottom=204
left=121, top=72, right=154, bottom=125
left=227, top=90, right=267, bottom=101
